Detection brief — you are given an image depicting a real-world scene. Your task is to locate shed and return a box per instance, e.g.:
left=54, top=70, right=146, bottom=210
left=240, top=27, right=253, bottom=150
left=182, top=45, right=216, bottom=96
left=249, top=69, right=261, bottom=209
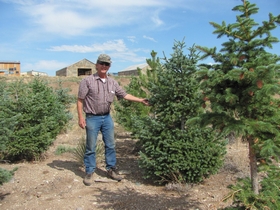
left=56, top=59, right=96, bottom=77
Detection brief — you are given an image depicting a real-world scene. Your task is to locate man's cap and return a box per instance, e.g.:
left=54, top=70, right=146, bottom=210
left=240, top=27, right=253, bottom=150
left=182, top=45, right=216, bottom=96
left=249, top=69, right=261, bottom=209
left=97, top=54, right=112, bottom=63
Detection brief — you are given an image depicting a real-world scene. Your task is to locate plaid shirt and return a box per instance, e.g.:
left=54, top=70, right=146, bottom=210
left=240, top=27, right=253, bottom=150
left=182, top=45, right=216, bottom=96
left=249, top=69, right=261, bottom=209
left=78, top=73, right=127, bottom=115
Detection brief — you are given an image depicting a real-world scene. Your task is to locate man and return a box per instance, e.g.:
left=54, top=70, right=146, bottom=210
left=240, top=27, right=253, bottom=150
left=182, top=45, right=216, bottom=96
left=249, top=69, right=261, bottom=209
left=77, top=54, right=149, bottom=186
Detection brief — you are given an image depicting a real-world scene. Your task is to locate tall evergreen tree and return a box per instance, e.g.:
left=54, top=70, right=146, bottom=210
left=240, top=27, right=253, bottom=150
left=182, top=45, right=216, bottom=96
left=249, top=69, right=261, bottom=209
left=134, top=40, right=226, bottom=183
left=195, top=0, right=280, bottom=194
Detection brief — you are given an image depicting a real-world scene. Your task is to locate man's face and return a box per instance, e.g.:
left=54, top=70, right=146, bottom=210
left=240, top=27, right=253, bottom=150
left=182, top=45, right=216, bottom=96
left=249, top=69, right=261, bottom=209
left=96, top=61, right=110, bottom=75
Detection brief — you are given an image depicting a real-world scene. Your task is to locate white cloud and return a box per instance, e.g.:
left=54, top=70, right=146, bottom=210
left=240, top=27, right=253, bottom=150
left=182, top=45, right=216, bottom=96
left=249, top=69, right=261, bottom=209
left=48, top=39, right=149, bottom=62
left=111, top=51, right=147, bottom=63
left=151, top=9, right=164, bottom=26
left=12, top=0, right=187, bottom=37
left=48, top=40, right=128, bottom=53
left=127, top=36, right=137, bottom=43
left=48, top=45, right=94, bottom=53
left=5, top=0, right=238, bottom=40
left=22, top=60, right=68, bottom=73
left=72, top=0, right=168, bottom=8
left=47, top=39, right=148, bottom=63
left=143, top=35, right=157, bottom=42
left=22, top=4, right=95, bottom=36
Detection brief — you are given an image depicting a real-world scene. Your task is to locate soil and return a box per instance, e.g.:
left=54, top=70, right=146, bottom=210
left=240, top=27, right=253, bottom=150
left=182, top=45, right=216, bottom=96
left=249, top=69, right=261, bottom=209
left=0, top=77, right=250, bottom=210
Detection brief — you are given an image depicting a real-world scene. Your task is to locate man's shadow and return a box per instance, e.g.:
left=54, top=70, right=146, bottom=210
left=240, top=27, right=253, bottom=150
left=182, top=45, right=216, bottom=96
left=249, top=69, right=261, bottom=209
left=47, top=160, right=108, bottom=178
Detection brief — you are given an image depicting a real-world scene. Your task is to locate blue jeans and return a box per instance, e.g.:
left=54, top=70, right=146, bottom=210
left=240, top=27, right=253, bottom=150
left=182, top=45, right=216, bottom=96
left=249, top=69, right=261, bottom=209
left=84, top=114, right=116, bottom=174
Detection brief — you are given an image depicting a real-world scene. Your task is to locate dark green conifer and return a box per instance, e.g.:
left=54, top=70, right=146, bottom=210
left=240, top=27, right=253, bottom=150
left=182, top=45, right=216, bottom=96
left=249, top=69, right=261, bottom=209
left=196, top=0, right=280, bottom=195
left=134, top=40, right=226, bottom=183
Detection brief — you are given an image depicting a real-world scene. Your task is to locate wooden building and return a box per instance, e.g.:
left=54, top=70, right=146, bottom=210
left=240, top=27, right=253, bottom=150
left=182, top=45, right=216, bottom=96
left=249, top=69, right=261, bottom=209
left=0, top=61, right=20, bottom=76
left=56, top=59, right=96, bottom=76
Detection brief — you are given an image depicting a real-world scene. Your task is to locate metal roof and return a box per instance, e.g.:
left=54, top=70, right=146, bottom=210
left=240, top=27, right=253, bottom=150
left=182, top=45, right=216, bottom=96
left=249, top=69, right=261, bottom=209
left=0, top=61, right=20, bottom=64
left=119, top=63, right=148, bottom=72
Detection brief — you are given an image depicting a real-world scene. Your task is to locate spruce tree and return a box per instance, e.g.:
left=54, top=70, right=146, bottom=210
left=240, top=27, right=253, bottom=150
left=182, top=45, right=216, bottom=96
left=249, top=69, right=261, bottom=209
left=196, top=0, right=280, bottom=194
left=0, top=78, right=72, bottom=161
left=113, top=50, right=159, bottom=132
left=133, top=40, right=226, bottom=183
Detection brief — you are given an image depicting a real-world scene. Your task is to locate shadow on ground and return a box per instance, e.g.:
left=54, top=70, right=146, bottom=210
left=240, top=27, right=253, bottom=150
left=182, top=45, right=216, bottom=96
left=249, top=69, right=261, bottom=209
left=95, top=187, right=202, bottom=210
left=47, top=160, right=84, bottom=178
left=0, top=193, right=11, bottom=201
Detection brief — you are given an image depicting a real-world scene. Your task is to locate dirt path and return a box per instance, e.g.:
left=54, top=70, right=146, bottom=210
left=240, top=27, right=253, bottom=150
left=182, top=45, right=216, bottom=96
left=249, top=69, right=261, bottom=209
left=0, top=78, right=250, bottom=210
left=0, top=121, right=249, bottom=210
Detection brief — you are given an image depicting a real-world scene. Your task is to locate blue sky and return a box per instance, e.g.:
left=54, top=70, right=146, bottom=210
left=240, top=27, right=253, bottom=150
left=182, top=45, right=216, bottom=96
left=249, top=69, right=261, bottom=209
left=1, top=0, right=279, bottom=76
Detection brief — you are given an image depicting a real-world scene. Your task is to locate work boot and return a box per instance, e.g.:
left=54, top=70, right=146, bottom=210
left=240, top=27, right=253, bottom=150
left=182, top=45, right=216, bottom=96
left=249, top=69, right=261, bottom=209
left=83, top=173, right=93, bottom=186
left=107, top=168, right=123, bottom=181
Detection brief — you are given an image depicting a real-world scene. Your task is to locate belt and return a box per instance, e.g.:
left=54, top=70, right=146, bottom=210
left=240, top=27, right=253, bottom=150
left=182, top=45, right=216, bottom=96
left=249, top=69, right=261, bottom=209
left=86, top=112, right=109, bottom=116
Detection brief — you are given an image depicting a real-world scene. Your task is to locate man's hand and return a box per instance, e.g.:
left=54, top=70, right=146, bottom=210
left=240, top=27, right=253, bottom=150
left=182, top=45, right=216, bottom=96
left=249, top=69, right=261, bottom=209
left=77, top=98, right=86, bottom=129
left=78, top=117, right=86, bottom=129
left=141, top=98, right=150, bottom=106
left=124, top=94, right=150, bottom=106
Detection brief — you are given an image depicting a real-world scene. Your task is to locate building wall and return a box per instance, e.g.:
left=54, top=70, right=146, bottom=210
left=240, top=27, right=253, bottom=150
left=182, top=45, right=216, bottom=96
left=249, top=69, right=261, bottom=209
left=56, top=59, right=96, bottom=76
left=26, top=70, right=48, bottom=76
left=0, top=61, right=21, bottom=76
left=67, top=59, right=96, bottom=76
left=56, top=68, right=67, bottom=76
left=118, top=70, right=139, bottom=76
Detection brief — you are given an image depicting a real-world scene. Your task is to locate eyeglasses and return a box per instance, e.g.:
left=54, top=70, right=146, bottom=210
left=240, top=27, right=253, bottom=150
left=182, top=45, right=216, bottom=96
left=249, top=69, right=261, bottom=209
left=98, top=61, right=110, bottom=66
